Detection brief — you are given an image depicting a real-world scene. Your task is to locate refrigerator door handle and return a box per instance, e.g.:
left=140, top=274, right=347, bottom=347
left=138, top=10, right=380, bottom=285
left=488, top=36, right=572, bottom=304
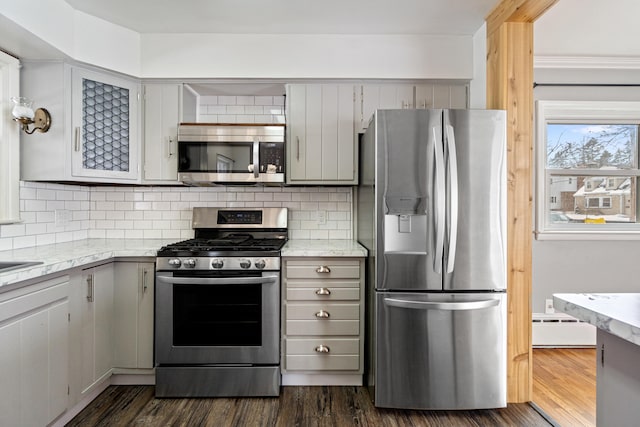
left=445, top=124, right=459, bottom=273
left=383, top=297, right=500, bottom=311
left=433, top=126, right=446, bottom=274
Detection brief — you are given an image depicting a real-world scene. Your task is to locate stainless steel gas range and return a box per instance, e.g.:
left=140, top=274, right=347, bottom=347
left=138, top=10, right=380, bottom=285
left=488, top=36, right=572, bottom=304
left=154, top=207, right=287, bottom=397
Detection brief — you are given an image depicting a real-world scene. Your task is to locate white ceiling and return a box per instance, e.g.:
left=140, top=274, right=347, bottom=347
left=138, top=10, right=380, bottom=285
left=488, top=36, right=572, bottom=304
left=63, top=0, right=498, bottom=35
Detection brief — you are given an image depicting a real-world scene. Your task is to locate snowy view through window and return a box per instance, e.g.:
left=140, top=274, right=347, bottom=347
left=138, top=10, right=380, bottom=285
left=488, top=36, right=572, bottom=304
left=546, top=124, right=639, bottom=226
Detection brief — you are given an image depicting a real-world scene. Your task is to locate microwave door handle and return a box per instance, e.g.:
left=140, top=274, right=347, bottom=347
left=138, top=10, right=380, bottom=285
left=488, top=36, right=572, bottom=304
left=157, top=275, right=279, bottom=286
left=253, top=139, right=260, bottom=178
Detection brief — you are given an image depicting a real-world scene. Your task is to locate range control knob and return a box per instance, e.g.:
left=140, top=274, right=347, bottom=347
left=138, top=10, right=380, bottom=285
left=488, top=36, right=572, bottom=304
left=168, top=258, right=182, bottom=268
left=254, top=259, right=266, bottom=270
left=239, top=259, right=252, bottom=269
left=183, top=259, right=197, bottom=268
left=211, top=259, right=224, bottom=269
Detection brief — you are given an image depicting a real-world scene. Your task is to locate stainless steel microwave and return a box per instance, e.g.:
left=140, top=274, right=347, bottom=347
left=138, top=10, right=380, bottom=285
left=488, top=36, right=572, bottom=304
left=177, top=123, right=285, bottom=184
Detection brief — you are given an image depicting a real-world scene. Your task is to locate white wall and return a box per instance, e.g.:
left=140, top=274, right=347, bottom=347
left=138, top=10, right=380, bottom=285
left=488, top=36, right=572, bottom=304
left=531, top=66, right=640, bottom=313
left=0, top=3, right=475, bottom=80
left=0, top=1, right=140, bottom=76
left=535, top=0, right=640, bottom=58
left=0, top=182, right=353, bottom=251
left=140, top=33, right=473, bottom=79
left=469, top=23, right=487, bottom=109
left=531, top=0, right=640, bottom=313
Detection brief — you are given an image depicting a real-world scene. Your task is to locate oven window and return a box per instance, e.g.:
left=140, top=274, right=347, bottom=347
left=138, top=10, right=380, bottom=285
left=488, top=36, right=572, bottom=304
left=173, top=283, right=262, bottom=346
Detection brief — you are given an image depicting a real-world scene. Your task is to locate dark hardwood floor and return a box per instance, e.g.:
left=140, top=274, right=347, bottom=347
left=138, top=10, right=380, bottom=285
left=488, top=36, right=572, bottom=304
left=533, top=348, right=597, bottom=427
left=66, top=385, right=551, bottom=427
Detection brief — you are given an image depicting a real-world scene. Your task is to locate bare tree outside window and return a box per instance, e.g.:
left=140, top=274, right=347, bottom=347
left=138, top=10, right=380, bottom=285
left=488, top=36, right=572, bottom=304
left=545, top=124, right=639, bottom=226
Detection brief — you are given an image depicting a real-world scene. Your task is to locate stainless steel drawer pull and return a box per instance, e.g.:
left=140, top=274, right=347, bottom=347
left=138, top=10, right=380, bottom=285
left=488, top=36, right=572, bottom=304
left=315, top=310, right=330, bottom=319
left=315, top=288, right=331, bottom=295
left=316, top=266, right=331, bottom=273
left=315, top=345, right=330, bottom=353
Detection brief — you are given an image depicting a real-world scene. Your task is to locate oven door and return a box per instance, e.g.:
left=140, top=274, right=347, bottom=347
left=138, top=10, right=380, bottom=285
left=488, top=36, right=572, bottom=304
left=155, top=270, right=280, bottom=365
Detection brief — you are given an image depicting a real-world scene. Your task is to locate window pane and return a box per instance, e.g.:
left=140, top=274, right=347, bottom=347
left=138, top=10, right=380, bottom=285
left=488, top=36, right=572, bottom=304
left=548, top=175, right=636, bottom=224
left=546, top=124, right=637, bottom=169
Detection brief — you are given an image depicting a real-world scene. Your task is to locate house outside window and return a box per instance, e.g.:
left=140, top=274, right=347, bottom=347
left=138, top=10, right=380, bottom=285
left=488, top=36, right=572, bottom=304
left=536, top=101, right=640, bottom=238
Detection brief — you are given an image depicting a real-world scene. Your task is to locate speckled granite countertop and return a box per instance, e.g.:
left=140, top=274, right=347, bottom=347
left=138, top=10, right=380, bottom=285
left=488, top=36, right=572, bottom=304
left=554, top=293, right=640, bottom=346
left=0, top=238, right=367, bottom=290
left=0, top=238, right=176, bottom=289
left=281, top=240, right=367, bottom=257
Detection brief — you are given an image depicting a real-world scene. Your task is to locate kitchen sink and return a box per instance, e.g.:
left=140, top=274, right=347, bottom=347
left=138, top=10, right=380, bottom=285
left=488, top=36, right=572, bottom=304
left=0, top=261, right=43, bottom=273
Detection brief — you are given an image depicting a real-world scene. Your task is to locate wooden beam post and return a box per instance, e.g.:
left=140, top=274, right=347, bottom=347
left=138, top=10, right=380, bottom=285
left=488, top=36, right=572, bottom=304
left=485, top=0, right=558, bottom=403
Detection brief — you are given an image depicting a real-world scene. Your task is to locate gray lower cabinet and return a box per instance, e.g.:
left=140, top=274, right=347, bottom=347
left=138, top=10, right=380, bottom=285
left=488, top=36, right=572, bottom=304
left=282, top=257, right=364, bottom=384
left=597, top=330, right=640, bottom=426
left=68, top=262, right=115, bottom=403
left=0, top=275, right=70, bottom=427
left=0, top=257, right=155, bottom=425
left=113, top=261, right=155, bottom=370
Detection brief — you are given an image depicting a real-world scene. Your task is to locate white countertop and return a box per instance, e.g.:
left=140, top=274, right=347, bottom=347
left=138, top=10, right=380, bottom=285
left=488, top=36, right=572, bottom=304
left=554, top=293, right=640, bottom=346
left=0, top=238, right=367, bottom=290
left=0, top=238, right=175, bottom=289
left=281, top=239, right=367, bottom=257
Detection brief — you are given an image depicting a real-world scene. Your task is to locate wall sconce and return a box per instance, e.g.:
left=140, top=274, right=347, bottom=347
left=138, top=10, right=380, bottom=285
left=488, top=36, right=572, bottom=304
left=10, top=97, right=51, bottom=134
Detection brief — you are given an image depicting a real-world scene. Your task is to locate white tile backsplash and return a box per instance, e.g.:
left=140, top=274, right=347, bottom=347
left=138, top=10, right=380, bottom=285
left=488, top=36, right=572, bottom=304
left=0, top=182, right=353, bottom=250
left=198, top=94, right=285, bottom=124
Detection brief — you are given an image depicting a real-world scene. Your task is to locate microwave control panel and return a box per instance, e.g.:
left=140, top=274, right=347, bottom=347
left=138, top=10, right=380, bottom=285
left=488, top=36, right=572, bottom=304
left=259, top=142, right=285, bottom=173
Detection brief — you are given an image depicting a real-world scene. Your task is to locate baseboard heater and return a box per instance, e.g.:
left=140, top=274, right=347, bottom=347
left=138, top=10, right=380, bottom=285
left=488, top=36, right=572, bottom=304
left=532, top=313, right=596, bottom=347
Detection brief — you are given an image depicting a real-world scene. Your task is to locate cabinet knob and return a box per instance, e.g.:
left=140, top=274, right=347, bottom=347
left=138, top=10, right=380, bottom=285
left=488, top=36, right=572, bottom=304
left=315, top=265, right=331, bottom=274
left=315, top=345, right=330, bottom=353
left=315, top=287, right=331, bottom=296
left=315, top=310, right=330, bottom=319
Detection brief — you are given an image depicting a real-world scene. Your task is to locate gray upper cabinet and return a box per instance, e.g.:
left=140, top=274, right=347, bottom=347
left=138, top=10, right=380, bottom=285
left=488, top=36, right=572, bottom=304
left=415, top=84, right=468, bottom=110
left=358, top=83, right=469, bottom=132
left=358, top=84, right=415, bottom=131
left=142, top=83, right=181, bottom=183
left=20, top=61, right=141, bottom=184
left=286, top=84, right=357, bottom=185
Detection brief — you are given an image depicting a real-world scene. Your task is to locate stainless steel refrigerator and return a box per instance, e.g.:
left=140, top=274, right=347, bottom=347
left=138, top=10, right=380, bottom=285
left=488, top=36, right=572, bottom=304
left=357, top=109, right=507, bottom=410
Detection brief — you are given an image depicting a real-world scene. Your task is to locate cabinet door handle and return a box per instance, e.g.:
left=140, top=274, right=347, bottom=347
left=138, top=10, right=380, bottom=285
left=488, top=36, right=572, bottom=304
left=86, top=274, right=93, bottom=302
left=74, top=127, right=81, bottom=152
left=315, top=266, right=331, bottom=274
left=168, top=136, right=175, bottom=157
left=296, top=136, right=300, bottom=161
left=315, top=288, right=331, bottom=295
left=315, top=345, right=330, bottom=353
left=315, top=310, right=330, bottom=319
left=142, top=269, right=149, bottom=294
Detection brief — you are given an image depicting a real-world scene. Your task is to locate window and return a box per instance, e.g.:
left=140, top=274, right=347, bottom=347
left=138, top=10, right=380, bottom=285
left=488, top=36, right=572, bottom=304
left=0, top=51, right=21, bottom=224
left=536, top=101, right=640, bottom=238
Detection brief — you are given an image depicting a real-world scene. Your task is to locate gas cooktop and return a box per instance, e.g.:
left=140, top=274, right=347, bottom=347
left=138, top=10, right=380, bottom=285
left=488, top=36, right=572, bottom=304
left=157, top=236, right=287, bottom=257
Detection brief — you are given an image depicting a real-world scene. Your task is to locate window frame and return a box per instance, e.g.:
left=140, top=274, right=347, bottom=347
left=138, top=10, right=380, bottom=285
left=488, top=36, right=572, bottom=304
left=535, top=100, right=640, bottom=240
left=0, top=51, right=21, bottom=224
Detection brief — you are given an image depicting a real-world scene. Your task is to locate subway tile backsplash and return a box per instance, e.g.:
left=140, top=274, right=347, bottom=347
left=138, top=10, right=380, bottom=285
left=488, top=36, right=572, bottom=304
left=0, top=182, right=353, bottom=251
left=198, top=95, right=285, bottom=124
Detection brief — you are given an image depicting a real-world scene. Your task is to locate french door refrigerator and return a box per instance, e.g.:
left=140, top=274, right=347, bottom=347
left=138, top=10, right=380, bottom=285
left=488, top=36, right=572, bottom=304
left=357, top=109, right=507, bottom=410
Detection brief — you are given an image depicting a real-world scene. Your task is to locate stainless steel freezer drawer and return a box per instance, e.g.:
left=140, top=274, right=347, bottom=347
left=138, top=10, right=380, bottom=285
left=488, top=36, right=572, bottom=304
left=373, top=292, right=507, bottom=410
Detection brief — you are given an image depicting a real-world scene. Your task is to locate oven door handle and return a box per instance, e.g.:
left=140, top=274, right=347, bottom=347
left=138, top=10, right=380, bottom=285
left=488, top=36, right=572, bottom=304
left=157, top=275, right=279, bottom=286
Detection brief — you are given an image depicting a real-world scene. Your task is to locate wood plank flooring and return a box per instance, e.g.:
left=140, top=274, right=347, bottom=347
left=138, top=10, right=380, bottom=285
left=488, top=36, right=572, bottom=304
left=66, top=385, right=551, bottom=427
left=533, top=348, right=596, bottom=427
